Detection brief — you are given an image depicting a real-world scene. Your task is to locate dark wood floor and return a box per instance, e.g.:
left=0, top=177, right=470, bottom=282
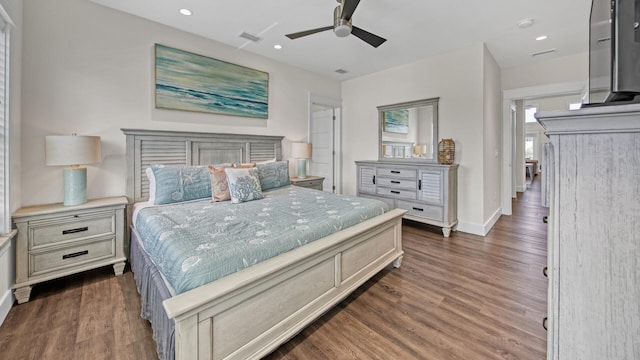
left=0, top=177, right=548, bottom=360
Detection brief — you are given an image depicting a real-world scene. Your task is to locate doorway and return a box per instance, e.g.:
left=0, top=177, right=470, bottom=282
left=309, top=94, right=342, bottom=193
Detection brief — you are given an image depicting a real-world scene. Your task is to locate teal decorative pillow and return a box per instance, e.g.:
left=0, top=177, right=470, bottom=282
left=256, top=160, right=290, bottom=190
left=148, top=165, right=212, bottom=205
left=225, top=167, right=264, bottom=203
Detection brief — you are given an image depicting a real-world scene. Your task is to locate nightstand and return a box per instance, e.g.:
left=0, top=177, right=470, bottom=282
left=12, top=196, right=128, bottom=303
left=290, top=176, right=325, bottom=190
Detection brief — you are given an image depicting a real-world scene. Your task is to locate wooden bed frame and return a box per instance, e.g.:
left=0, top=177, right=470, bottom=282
left=122, top=129, right=405, bottom=360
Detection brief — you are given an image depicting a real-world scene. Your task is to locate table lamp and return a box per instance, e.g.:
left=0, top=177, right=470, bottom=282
left=45, top=134, right=102, bottom=206
left=291, top=142, right=312, bottom=179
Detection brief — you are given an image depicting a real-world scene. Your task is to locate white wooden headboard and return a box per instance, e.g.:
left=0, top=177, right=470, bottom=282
left=122, top=128, right=283, bottom=204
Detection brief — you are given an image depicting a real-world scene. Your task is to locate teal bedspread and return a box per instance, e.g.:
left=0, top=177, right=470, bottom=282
left=134, top=186, right=389, bottom=295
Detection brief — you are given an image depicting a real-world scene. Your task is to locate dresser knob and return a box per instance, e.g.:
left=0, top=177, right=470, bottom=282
left=543, top=216, right=548, bottom=224
left=543, top=317, right=548, bottom=331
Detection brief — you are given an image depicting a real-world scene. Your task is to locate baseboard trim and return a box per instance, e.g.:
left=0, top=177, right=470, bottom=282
left=0, top=288, right=13, bottom=325
left=457, top=208, right=502, bottom=237
left=516, top=185, right=526, bottom=192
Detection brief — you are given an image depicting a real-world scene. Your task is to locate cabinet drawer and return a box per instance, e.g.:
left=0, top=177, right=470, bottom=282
left=377, top=177, right=416, bottom=190
left=397, top=200, right=443, bottom=221
left=29, top=237, right=116, bottom=276
left=376, top=168, right=416, bottom=178
left=29, top=212, right=115, bottom=249
left=377, top=187, right=417, bottom=200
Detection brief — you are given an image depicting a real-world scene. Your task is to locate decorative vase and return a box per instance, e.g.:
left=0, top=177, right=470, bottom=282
left=438, top=138, right=455, bottom=164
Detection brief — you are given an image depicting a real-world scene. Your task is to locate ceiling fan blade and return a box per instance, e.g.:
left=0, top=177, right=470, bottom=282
left=285, top=26, right=334, bottom=39
left=351, top=26, right=387, bottom=48
left=340, top=0, right=361, bottom=20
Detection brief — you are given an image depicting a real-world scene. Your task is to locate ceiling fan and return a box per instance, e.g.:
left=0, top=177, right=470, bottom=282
left=285, top=0, right=387, bottom=48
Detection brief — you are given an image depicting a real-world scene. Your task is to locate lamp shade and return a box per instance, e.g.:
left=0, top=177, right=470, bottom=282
left=45, top=135, right=102, bottom=166
left=291, top=142, right=312, bottom=159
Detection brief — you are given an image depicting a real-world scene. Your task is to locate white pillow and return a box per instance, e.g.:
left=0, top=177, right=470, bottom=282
left=145, top=167, right=156, bottom=205
left=225, top=167, right=264, bottom=204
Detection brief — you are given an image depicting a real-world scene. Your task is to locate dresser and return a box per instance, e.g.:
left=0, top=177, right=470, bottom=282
left=356, top=161, right=458, bottom=236
left=12, top=196, right=127, bottom=303
left=537, top=105, right=640, bottom=360
left=290, top=176, right=325, bottom=190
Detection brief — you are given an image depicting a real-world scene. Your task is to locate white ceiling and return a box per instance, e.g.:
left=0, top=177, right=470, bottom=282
left=91, top=0, right=592, bottom=80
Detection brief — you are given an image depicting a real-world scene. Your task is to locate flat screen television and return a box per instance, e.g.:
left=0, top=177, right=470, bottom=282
left=587, top=0, right=640, bottom=105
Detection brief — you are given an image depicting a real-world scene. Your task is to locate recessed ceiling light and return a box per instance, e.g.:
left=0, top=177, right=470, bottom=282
left=274, top=44, right=282, bottom=50
left=536, top=35, right=548, bottom=41
left=517, top=18, right=534, bottom=28
left=179, top=8, right=192, bottom=16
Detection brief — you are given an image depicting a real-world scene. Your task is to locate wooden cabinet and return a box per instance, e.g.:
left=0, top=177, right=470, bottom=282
left=290, top=176, right=325, bottom=190
left=356, top=161, right=457, bottom=236
left=12, top=196, right=127, bottom=303
left=537, top=105, right=640, bottom=360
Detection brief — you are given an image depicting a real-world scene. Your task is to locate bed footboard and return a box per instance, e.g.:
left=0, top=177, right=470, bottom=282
left=163, top=208, right=405, bottom=360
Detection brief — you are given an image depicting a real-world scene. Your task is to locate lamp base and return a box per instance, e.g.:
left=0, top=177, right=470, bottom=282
left=64, top=167, right=87, bottom=206
left=297, top=159, right=307, bottom=179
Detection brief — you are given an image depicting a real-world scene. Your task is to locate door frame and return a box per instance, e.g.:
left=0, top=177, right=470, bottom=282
left=501, top=81, right=586, bottom=215
left=309, top=94, right=342, bottom=193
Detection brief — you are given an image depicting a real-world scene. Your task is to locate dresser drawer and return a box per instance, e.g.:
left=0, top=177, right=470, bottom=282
left=376, top=177, right=416, bottom=190
left=377, top=187, right=417, bottom=200
left=29, top=212, right=115, bottom=249
left=29, top=237, right=116, bottom=276
left=397, top=200, right=443, bottom=222
left=376, top=168, right=417, bottom=178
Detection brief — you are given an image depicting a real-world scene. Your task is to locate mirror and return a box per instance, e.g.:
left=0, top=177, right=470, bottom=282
left=378, top=97, right=438, bottom=162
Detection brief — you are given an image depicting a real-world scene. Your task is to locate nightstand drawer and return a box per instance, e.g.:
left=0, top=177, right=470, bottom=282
left=29, top=237, right=115, bottom=276
left=29, top=212, right=115, bottom=249
left=299, top=179, right=323, bottom=190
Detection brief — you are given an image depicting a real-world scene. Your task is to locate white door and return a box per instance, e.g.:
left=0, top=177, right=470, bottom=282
left=310, top=106, right=336, bottom=192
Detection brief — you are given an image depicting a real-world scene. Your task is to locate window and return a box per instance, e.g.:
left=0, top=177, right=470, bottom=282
left=525, top=133, right=539, bottom=160
left=525, top=106, right=538, bottom=123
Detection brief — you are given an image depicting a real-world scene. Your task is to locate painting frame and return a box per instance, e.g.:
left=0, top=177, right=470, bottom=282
left=154, top=44, right=269, bottom=119
left=383, top=109, right=409, bottom=134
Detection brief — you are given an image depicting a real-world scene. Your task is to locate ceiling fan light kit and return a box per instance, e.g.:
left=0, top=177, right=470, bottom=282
left=285, top=0, right=386, bottom=47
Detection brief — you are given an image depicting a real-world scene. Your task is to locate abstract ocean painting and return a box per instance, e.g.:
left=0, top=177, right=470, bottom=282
left=155, top=44, right=269, bottom=119
left=383, top=109, right=409, bottom=134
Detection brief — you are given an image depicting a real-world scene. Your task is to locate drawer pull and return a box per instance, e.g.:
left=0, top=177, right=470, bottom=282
left=391, top=170, right=400, bottom=174
left=391, top=180, right=401, bottom=184
left=372, top=175, right=376, bottom=185
left=543, top=216, right=548, bottom=224
left=390, top=190, right=400, bottom=194
left=543, top=267, right=548, bottom=278
left=62, top=250, right=89, bottom=260
left=418, top=179, right=422, bottom=190
left=412, top=207, right=424, bottom=212
left=543, top=317, right=548, bottom=331
left=62, top=227, right=89, bottom=235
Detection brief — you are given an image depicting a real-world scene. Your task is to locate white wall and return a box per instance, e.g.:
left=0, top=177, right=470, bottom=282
left=481, top=45, right=502, bottom=230
left=20, top=0, right=341, bottom=206
left=501, top=52, right=588, bottom=91
left=342, top=43, right=490, bottom=232
left=0, top=0, right=18, bottom=327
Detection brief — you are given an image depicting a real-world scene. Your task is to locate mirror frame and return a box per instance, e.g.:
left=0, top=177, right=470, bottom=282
left=377, top=97, right=439, bottom=163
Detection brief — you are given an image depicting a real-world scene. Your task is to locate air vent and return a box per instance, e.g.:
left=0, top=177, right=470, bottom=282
left=239, top=32, right=262, bottom=42
left=335, top=69, right=348, bottom=74
left=531, top=48, right=557, bottom=57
